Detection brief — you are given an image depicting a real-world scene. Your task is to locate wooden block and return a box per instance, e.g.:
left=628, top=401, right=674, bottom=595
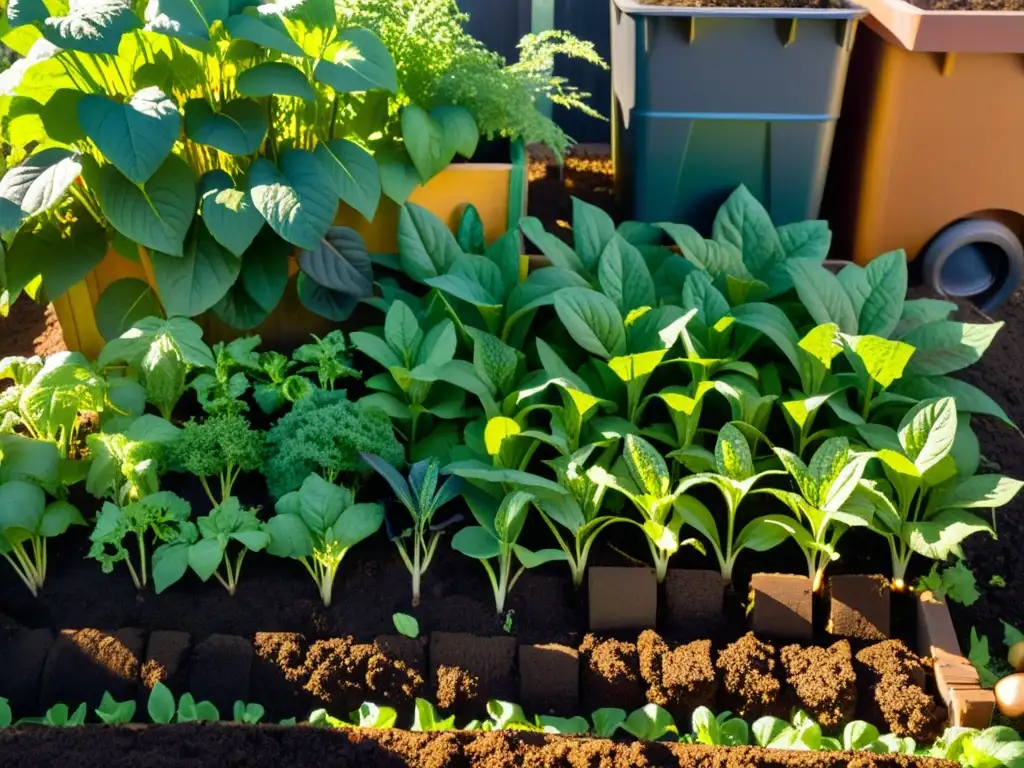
left=949, top=687, right=996, bottom=729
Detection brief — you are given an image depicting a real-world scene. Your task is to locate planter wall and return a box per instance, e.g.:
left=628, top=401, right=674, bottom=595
left=610, top=0, right=864, bottom=232
left=53, top=163, right=527, bottom=359
left=822, top=6, right=1024, bottom=310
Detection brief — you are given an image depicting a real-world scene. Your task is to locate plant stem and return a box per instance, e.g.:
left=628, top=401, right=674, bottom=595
left=124, top=555, right=142, bottom=591
left=198, top=476, right=218, bottom=508
left=2, top=552, right=38, bottom=596
left=138, top=533, right=148, bottom=588
left=861, top=379, right=875, bottom=421
left=412, top=535, right=422, bottom=607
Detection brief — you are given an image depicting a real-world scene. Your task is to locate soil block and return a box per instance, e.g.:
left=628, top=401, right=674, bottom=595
left=188, top=634, right=253, bottom=717
left=664, top=569, right=725, bottom=630
left=39, top=628, right=144, bottom=712
left=780, top=640, right=857, bottom=729
left=430, top=633, right=516, bottom=719
left=749, top=573, right=813, bottom=641
left=303, top=637, right=375, bottom=714
left=140, top=630, right=191, bottom=699
left=588, top=567, right=657, bottom=631
left=716, top=632, right=787, bottom=719
left=828, top=575, right=890, bottom=641
left=0, top=628, right=54, bottom=716
left=637, top=630, right=717, bottom=723
left=578, top=634, right=646, bottom=712
left=854, top=640, right=946, bottom=742
left=251, top=632, right=313, bottom=720
left=367, top=635, right=426, bottom=708
left=518, top=643, right=579, bottom=715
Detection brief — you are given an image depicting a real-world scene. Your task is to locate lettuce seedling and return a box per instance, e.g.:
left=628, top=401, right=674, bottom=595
left=591, top=708, right=627, bottom=738
left=88, top=492, right=192, bottom=591
left=310, top=702, right=397, bottom=729
left=931, top=725, right=1024, bottom=765
left=672, top=424, right=787, bottom=583
left=361, top=453, right=461, bottom=607
left=96, top=692, right=136, bottom=725
left=233, top=702, right=265, bottom=724
left=293, top=331, right=361, bottom=391
left=452, top=488, right=566, bottom=613
left=620, top=704, right=678, bottom=741
left=591, top=435, right=701, bottom=582
left=152, top=498, right=270, bottom=596
left=411, top=699, right=456, bottom=732
left=173, top=413, right=264, bottom=506
left=86, top=415, right=181, bottom=506
left=15, top=702, right=87, bottom=727
left=0, top=478, right=85, bottom=596
left=189, top=336, right=262, bottom=416
left=147, top=682, right=219, bottom=724
left=690, top=707, right=750, bottom=746
left=265, top=473, right=383, bottom=606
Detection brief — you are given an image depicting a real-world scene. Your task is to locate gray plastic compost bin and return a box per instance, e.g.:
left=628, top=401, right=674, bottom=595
left=610, top=0, right=866, bottom=231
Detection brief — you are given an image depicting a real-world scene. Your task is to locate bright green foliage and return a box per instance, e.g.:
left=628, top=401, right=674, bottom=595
left=266, top=473, right=383, bottom=606
left=14, top=702, right=88, bottom=728
left=411, top=698, right=456, bottom=732
left=915, top=560, right=979, bottom=606
left=690, top=707, right=749, bottom=746
left=190, top=337, right=263, bottom=416
left=621, top=704, right=678, bottom=741
left=85, top=415, right=181, bottom=505
left=96, top=692, right=136, bottom=725
left=233, top=702, right=266, bottom=724
left=147, top=682, right=219, bottom=724
left=152, top=497, right=269, bottom=596
left=293, top=331, right=361, bottom=391
left=930, top=725, right=1024, bottom=767
left=392, top=612, right=419, bottom=638
left=173, top=414, right=264, bottom=506
left=310, top=701, right=397, bottom=729
left=0, top=477, right=85, bottom=596
left=451, top=487, right=566, bottom=613
left=673, top=424, right=787, bottom=583
left=263, top=390, right=403, bottom=499
left=87, top=491, right=192, bottom=591
left=251, top=351, right=314, bottom=415
left=361, top=453, right=461, bottom=606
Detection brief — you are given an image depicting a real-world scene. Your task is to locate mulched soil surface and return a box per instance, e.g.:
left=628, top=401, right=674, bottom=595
left=0, top=725, right=959, bottom=768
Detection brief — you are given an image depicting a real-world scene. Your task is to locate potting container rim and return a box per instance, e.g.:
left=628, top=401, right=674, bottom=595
left=857, top=0, right=1024, bottom=53
left=612, top=0, right=866, bottom=20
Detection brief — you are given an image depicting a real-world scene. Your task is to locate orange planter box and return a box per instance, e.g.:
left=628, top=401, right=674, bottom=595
left=54, top=163, right=524, bottom=358
left=823, top=3, right=1024, bottom=271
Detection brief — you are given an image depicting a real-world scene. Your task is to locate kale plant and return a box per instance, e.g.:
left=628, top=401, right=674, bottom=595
left=173, top=413, right=264, bottom=506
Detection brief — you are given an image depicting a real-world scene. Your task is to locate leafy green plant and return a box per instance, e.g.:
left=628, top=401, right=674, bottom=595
left=147, top=682, right=219, bottom=724
left=451, top=488, right=566, bottom=613
left=293, top=331, right=361, bottom=391
left=173, top=413, right=264, bottom=507
left=96, top=692, right=136, bottom=725
left=361, top=453, right=461, bottom=606
left=411, top=698, right=456, bottom=732
left=0, top=356, right=42, bottom=433
left=233, top=702, right=266, bottom=724
left=967, top=627, right=1012, bottom=689
left=88, top=491, right=192, bottom=591
left=0, top=477, right=85, bottom=596
left=392, top=612, right=419, bottom=638
left=591, top=708, right=627, bottom=738
left=620, top=704, right=678, bottom=742
left=689, top=707, right=750, bottom=746
left=98, top=318, right=215, bottom=421
left=0, top=696, right=10, bottom=728
left=265, top=473, right=383, bottom=606
left=915, top=561, right=980, bottom=606
left=16, top=702, right=87, bottom=728
left=263, top=389, right=404, bottom=499
left=86, top=415, right=181, bottom=505
left=672, top=424, right=787, bottom=583
left=310, top=702, right=397, bottom=729
left=152, top=497, right=269, bottom=596
left=930, top=725, right=1024, bottom=767
left=189, top=337, right=262, bottom=416
left=250, top=351, right=313, bottom=415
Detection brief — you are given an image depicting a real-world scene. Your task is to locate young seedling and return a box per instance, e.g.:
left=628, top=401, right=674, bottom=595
left=293, top=331, right=361, bottom=391
left=189, top=336, right=262, bottom=416
left=147, top=682, right=220, bottom=724
left=451, top=489, right=566, bottom=613
left=251, top=351, right=312, bottom=415
left=361, top=454, right=461, bottom=607
left=392, top=613, right=419, bottom=638
left=233, top=702, right=265, bottom=724
left=96, top=692, right=137, bottom=725
left=620, top=704, right=678, bottom=741
left=915, top=561, right=979, bottom=606
left=411, top=699, right=456, bottom=732
left=85, top=415, right=181, bottom=506
left=690, top=707, right=750, bottom=746
left=16, top=702, right=87, bottom=727
left=265, top=473, right=383, bottom=606
left=174, top=413, right=264, bottom=507
left=310, top=702, right=397, bottom=729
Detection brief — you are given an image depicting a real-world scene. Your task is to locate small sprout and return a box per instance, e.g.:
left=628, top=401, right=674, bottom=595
left=591, top=708, right=626, bottom=739
left=621, top=704, right=677, bottom=741
left=392, top=612, right=419, bottom=639
left=96, top=691, right=136, bottom=725
left=233, top=701, right=265, bottom=724
left=503, top=610, right=515, bottom=634
left=0, top=697, right=11, bottom=728
left=991, top=574, right=1007, bottom=588
left=411, top=699, right=455, bottom=732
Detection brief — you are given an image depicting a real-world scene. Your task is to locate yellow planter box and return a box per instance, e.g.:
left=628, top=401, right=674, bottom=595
left=55, top=163, right=525, bottom=358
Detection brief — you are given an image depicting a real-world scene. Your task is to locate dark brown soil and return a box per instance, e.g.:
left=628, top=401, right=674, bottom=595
left=0, top=725, right=959, bottom=768
left=39, top=628, right=144, bottom=712
left=251, top=632, right=316, bottom=720
left=715, top=632, right=787, bottom=719
left=0, top=628, right=53, bottom=715
left=854, top=641, right=946, bottom=742
left=780, top=641, right=857, bottom=729
left=430, top=633, right=516, bottom=719
left=750, top=574, right=813, bottom=641
left=0, top=296, right=66, bottom=359
left=579, top=634, right=646, bottom=712
left=587, top=566, right=658, bottom=631
left=141, top=631, right=192, bottom=698
left=189, top=634, right=253, bottom=716
left=518, top=643, right=579, bottom=715
left=664, top=570, right=725, bottom=632
left=828, top=576, right=890, bottom=641
left=637, top=631, right=717, bottom=723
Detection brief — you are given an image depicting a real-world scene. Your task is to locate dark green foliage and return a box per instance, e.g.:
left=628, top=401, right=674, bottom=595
left=173, top=413, right=264, bottom=505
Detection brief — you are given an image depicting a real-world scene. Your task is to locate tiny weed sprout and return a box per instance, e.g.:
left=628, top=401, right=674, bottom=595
left=991, top=574, right=1007, bottom=588
left=293, top=331, right=361, bottom=391
left=266, top=474, right=383, bottom=606
left=452, top=488, right=566, bottom=613
left=503, top=610, right=515, bottom=634
left=361, top=453, right=461, bottom=607
left=174, top=413, right=264, bottom=507
left=392, top=612, right=419, bottom=638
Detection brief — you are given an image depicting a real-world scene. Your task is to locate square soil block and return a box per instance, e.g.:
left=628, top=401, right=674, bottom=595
left=140, top=631, right=192, bottom=703
left=579, top=634, right=646, bottom=713
left=39, top=628, right=145, bottom=711
left=637, top=631, right=717, bottom=723
left=430, top=632, right=516, bottom=720
left=664, top=569, right=724, bottom=629
left=828, top=574, right=890, bottom=641
left=0, top=629, right=54, bottom=716
left=588, top=567, right=657, bottom=631
left=916, top=591, right=962, bottom=659
left=518, top=643, right=579, bottom=715
left=189, top=634, right=253, bottom=716
left=250, top=632, right=312, bottom=720
left=749, top=573, right=812, bottom=641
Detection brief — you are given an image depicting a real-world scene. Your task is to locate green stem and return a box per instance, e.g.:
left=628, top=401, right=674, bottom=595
left=861, top=379, right=875, bottom=421
left=2, top=551, right=38, bottom=597
left=198, top=476, right=218, bottom=508
left=138, top=533, right=148, bottom=588
left=124, top=555, right=142, bottom=591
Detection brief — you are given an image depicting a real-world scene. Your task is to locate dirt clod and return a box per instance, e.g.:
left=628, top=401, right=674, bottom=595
left=855, top=641, right=947, bottom=742
left=637, top=631, right=717, bottom=722
left=579, top=634, right=646, bottom=712
left=716, top=632, right=786, bottom=719
left=781, top=641, right=857, bottom=729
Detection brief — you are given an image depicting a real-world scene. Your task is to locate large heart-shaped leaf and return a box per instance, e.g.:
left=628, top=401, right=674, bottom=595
left=97, top=154, right=196, bottom=257
left=7, top=0, right=49, bottom=27
left=4, top=214, right=106, bottom=300
left=144, top=0, right=229, bottom=50
left=184, top=98, right=267, bottom=156
left=149, top=220, right=241, bottom=317
left=298, top=226, right=373, bottom=297
left=259, top=0, right=336, bottom=57
left=297, top=273, right=360, bottom=321
left=223, top=11, right=303, bottom=56
left=248, top=149, right=337, bottom=250
left=432, top=106, right=478, bottom=158
left=401, top=105, right=451, bottom=183
left=314, top=139, right=380, bottom=222
left=211, top=228, right=289, bottom=330
left=313, top=27, right=397, bottom=93
left=376, top=147, right=420, bottom=205
left=42, top=0, right=142, bottom=55
left=78, top=87, right=180, bottom=184
left=199, top=169, right=263, bottom=256
left=0, top=148, right=82, bottom=233
left=94, top=278, right=163, bottom=341
left=236, top=61, right=315, bottom=100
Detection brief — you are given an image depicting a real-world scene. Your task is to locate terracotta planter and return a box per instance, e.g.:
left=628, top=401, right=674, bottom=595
left=588, top=566, right=658, bottom=631
left=53, top=163, right=526, bottom=358
left=748, top=573, right=813, bottom=641
left=664, top=569, right=725, bottom=629
left=518, top=643, right=579, bottom=715
left=827, top=574, right=890, bottom=640
left=822, top=1, right=1024, bottom=310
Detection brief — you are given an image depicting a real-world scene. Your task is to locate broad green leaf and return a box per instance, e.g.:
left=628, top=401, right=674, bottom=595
left=0, top=480, right=46, bottom=534
left=902, top=321, right=1003, bottom=376
left=198, top=169, right=264, bottom=257
left=185, top=98, right=267, bottom=156
left=859, top=250, right=907, bottom=336
left=736, top=517, right=790, bottom=553
left=147, top=682, right=176, bottom=724
left=78, top=87, right=179, bottom=184
left=0, top=148, right=82, bottom=232
left=847, top=334, right=915, bottom=389
left=469, top=329, right=518, bottom=395
left=443, top=460, right=567, bottom=495
left=520, top=217, right=586, bottom=274
left=660, top=222, right=749, bottom=280
left=591, top=708, right=626, bottom=739
left=457, top=204, right=485, bottom=255
left=788, top=258, right=858, bottom=334
left=144, top=0, right=228, bottom=48
left=451, top=525, right=500, bottom=559
left=894, top=298, right=956, bottom=337
left=150, top=221, right=240, bottom=317
left=554, top=288, right=626, bottom=359
left=265, top=511, right=315, bottom=558
left=484, top=416, right=520, bottom=457
left=398, top=203, right=461, bottom=282
left=514, top=545, right=567, bottom=568
left=891, top=375, right=1014, bottom=426
left=715, top=423, right=754, bottom=482
left=332, top=502, right=383, bottom=548
left=432, top=106, right=479, bottom=158
left=608, top=350, right=666, bottom=384
left=620, top=704, right=677, bottom=742
left=731, top=303, right=801, bottom=372
left=624, top=434, right=670, bottom=497
left=42, top=0, right=141, bottom=55
left=684, top=271, right=730, bottom=330
left=315, top=139, right=380, bottom=222
left=298, top=226, right=372, bottom=298
left=597, top=236, right=655, bottom=315
left=798, top=323, right=842, bottom=369
left=236, top=61, right=314, bottom=100
left=95, top=278, right=163, bottom=342
left=210, top=228, right=289, bottom=330
left=898, top=397, right=957, bottom=475
left=5, top=215, right=106, bottom=301
left=187, top=537, right=224, bottom=581
left=249, top=150, right=336, bottom=250
left=224, top=11, right=303, bottom=56
left=400, top=105, right=451, bottom=183
left=904, top=509, right=993, bottom=561
left=777, top=220, right=831, bottom=262
left=929, top=475, right=1023, bottom=513
left=313, top=27, right=397, bottom=93
left=711, top=185, right=785, bottom=287
left=572, top=197, right=616, bottom=273
left=375, top=147, right=420, bottom=205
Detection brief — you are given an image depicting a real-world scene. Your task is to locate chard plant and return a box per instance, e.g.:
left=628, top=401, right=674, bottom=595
left=855, top=397, right=1022, bottom=590
left=293, top=331, right=361, bottom=391
left=360, top=453, right=462, bottom=607
left=757, top=437, right=876, bottom=592
left=173, top=413, right=264, bottom=507
left=86, top=414, right=181, bottom=505
left=189, top=336, right=263, bottom=416
left=0, top=477, right=85, bottom=596
left=88, top=491, right=193, bottom=591
left=591, top=434, right=702, bottom=582
left=672, top=424, right=787, bottom=583
left=451, top=488, right=566, bottom=613
left=265, top=473, right=383, bottom=606
left=152, top=497, right=270, bottom=596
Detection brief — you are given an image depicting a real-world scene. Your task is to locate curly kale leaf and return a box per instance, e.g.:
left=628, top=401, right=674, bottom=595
left=173, top=414, right=264, bottom=505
